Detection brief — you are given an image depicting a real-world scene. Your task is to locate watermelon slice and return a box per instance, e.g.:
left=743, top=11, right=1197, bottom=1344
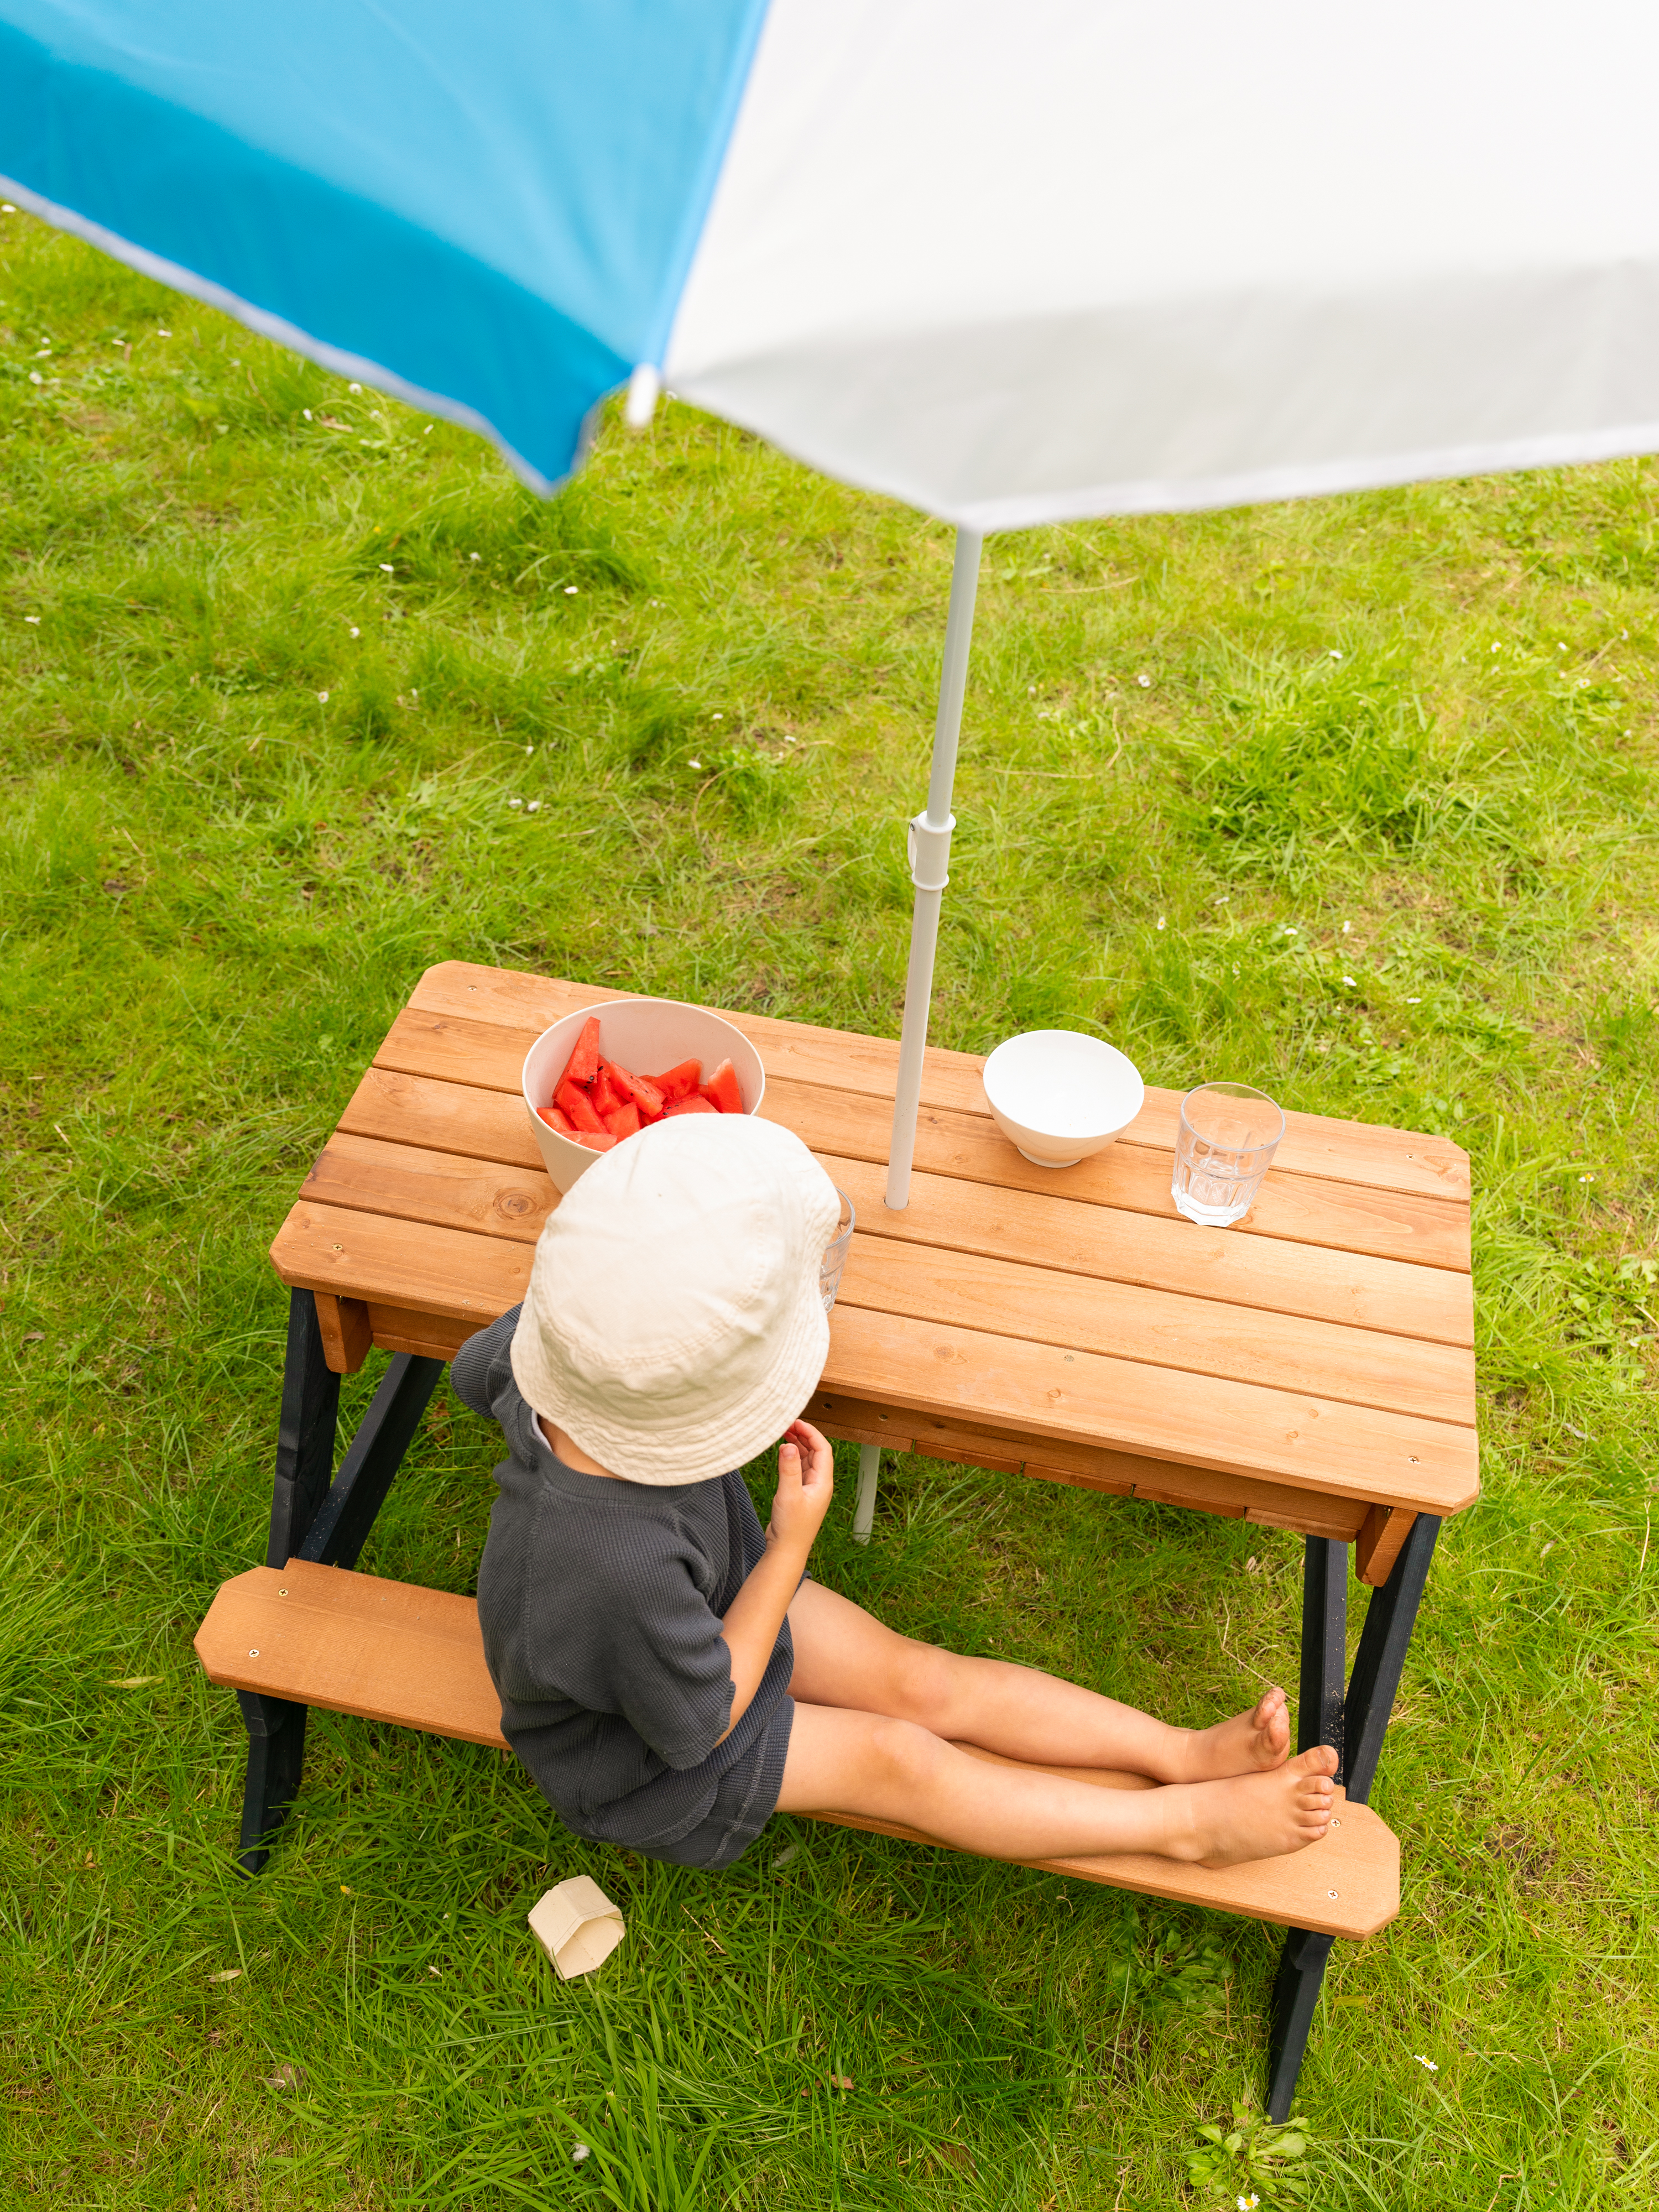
left=589, top=1068, right=623, bottom=1120
left=537, top=1104, right=576, bottom=1135
left=556, top=1079, right=607, bottom=1134
left=662, top=1093, right=717, bottom=1118
left=558, top=1014, right=602, bottom=1092
left=704, top=1058, right=744, bottom=1114
left=648, top=1058, right=702, bottom=1105
left=573, top=1129, right=618, bottom=1152
left=604, top=1057, right=665, bottom=1120
left=603, top=1100, right=641, bottom=1139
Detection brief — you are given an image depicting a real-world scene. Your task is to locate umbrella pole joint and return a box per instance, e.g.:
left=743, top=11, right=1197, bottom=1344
left=906, top=811, right=954, bottom=891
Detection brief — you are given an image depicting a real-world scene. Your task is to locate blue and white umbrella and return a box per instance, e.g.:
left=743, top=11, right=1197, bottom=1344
left=7, top=0, right=1659, bottom=1200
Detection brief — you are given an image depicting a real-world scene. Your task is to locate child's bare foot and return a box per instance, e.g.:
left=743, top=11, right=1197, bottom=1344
left=1159, top=1744, right=1338, bottom=1866
left=1171, top=1686, right=1291, bottom=1782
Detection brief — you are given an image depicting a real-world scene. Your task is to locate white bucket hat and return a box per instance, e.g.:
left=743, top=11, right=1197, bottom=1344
left=509, top=1113, right=842, bottom=1485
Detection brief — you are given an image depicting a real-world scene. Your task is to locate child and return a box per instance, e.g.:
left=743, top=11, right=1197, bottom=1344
left=454, top=1113, right=1337, bottom=1874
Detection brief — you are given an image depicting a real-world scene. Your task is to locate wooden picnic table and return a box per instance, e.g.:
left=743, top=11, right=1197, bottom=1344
left=278, top=959, right=1475, bottom=1541
left=198, top=959, right=1477, bottom=2117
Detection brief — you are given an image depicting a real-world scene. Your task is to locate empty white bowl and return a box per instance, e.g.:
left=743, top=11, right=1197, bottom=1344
left=980, top=1029, right=1145, bottom=1168
left=522, top=999, right=765, bottom=1194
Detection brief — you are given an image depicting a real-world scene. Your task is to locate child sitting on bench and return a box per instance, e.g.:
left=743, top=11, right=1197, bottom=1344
left=454, top=1114, right=1337, bottom=1874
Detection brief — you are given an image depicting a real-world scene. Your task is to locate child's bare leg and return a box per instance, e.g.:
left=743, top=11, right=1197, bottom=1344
left=776, top=1703, right=1337, bottom=1866
left=786, top=1582, right=1288, bottom=1783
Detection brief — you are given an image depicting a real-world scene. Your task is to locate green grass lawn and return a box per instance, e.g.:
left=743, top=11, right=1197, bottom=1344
left=3, top=210, right=1657, bottom=2211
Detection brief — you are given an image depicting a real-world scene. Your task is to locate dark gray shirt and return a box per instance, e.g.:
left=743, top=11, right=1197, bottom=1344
left=453, top=1309, right=795, bottom=1856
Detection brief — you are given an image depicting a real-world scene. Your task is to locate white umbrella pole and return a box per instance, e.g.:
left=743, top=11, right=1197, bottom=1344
left=884, top=526, right=983, bottom=1211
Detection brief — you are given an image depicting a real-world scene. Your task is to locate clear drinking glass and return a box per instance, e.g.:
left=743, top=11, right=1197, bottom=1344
left=1171, top=1083, right=1285, bottom=1228
left=820, top=1189, right=855, bottom=1311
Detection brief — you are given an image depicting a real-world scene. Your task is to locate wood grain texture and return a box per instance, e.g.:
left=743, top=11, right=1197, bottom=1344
left=195, top=1562, right=508, bottom=1747
left=821, top=1304, right=1478, bottom=1514
left=371, top=1005, right=1470, bottom=1272
left=270, top=1200, right=529, bottom=1322
left=304, top=1133, right=554, bottom=1246
left=270, top=1227, right=1473, bottom=1511
left=332, top=1069, right=1473, bottom=1345
left=807, top=1392, right=1369, bottom=1536
left=834, top=1236, right=1474, bottom=1423
left=340, top=1065, right=542, bottom=1169
left=301, top=1136, right=1469, bottom=1420
left=367, top=1303, right=477, bottom=1363
left=822, top=1154, right=1473, bottom=1346
left=775, top=1088, right=1470, bottom=1272
left=275, top=963, right=1479, bottom=1528
left=195, top=1563, right=1396, bottom=1938
left=1355, top=1505, right=1418, bottom=1588
left=314, top=1292, right=372, bottom=1376
left=410, top=961, right=1467, bottom=1204
left=807, top=1766, right=1398, bottom=1939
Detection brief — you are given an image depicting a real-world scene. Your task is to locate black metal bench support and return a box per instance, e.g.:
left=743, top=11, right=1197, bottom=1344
left=236, top=1288, right=443, bottom=1876
left=1265, top=1514, right=1441, bottom=2118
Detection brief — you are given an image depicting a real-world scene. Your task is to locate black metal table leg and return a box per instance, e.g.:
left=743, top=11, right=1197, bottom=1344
left=1266, top=1926, right=1335, bottom=2119
left=1265, top=1535, right=1349, bottom=2115
left=1297, top=1534, right=1348, bottom=1777
left=235, top=1295, right=443, bottom=1876
left=265, top=1289, right=341, bottom=1569
left=299, top=1352, right=444, bottom=1569
left=1342, top=1515, right=1441, bottom=1806
left=1264, top=1518, right=1442, bottom=2119
left=238, top=1291, right=339, bottom=1874
left=237, top=1689, right=309, bottom=1876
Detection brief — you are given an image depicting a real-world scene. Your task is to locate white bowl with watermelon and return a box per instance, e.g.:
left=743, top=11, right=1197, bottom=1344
left=522, top=1000, right=766, bottom=1194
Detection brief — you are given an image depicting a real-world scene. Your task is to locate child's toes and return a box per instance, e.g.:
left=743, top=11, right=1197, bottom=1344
left=1289, top=1742, right=1339, bottom=1778
left=1249, top=1688, right=1290, bottom=1766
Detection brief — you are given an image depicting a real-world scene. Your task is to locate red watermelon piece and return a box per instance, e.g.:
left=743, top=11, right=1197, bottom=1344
left=603, top=1101, right=641, bottom=1139
left=537, top=1104, right=576, bottom=1135
left=704, top=1058, right=744, bottom=1114
left=556, top=1080, right=607, bottom=1134
left=573, top=1129, right=617, bottom=1152
left=604, top=1057, right=665, bottom=1120
left=589, top=1068, right=623, bottom=1120
left=558, top=1014, right=602, bottom=1092
left=648, top=1058, right=702, bottom=1105
left=662, top=1093, right=717, bottom=1118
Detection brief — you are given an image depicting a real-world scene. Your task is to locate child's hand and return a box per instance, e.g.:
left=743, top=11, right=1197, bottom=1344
left=768, top=1420, right=834, bottom=1554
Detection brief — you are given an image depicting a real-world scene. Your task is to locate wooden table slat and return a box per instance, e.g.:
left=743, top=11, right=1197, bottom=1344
left=822, top=1304, right=1477, bottom=1514
left=836, top=1238, right=1475, bottom=1426
left=809, top=1392, right=1373, bottom=1540
left=827, top=1154, right=1473, bottom=1348
left=335, top=1070, right=1473, bottom=1347
left=789, top=1092, right=1470, bottom=1274
left=304, top=1131, right=550, bottom=1246
left=272, top=1198, right=530, bottom=1322
left=270, top=1193, right=1473, bottom=1512
left=410, top=960, right=1469, bottom=1203
left=372, top=1014, right=1471, bottom=1272
left=304, top=1124, right=1474, bottom=1418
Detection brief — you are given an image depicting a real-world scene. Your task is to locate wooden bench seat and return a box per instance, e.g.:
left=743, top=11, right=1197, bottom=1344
left=195, top=1559, right=1399, bottom=1942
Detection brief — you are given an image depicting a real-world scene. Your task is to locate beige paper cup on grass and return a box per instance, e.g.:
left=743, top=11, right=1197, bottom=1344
left=528, top=1876, right=625, bottom=1980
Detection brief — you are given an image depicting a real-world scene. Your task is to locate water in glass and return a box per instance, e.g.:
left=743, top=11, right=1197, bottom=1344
left=1171, top=1082, right=1284, bottom=1228
left=820, top=1190, right=855, bottom=1311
